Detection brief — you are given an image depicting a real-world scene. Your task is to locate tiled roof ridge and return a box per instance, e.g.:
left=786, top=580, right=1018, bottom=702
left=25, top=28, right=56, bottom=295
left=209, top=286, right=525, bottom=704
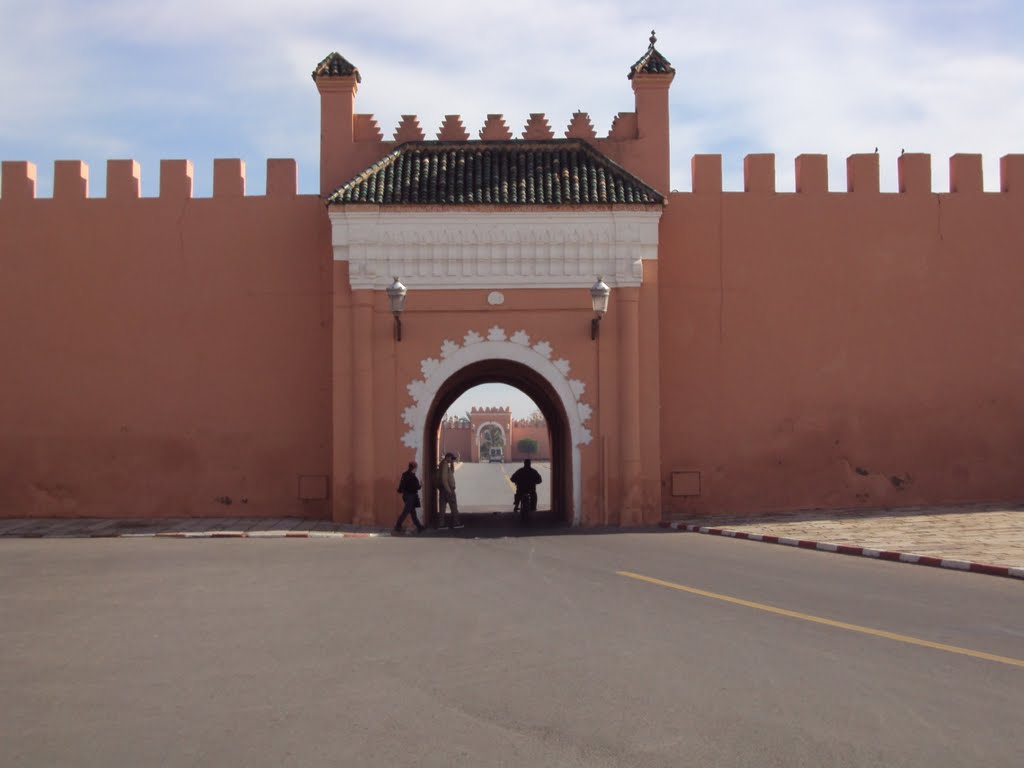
left=312, top=52, right=362, bottom=82
left=628, top=30, right=674, bottom=79
left=323, top=137, right=667, bottom=204
left=333, top=145, right=405, bottom=191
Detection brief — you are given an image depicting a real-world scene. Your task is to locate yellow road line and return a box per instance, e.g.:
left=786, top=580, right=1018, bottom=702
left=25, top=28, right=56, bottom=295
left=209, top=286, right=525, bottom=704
left=616, top=570, right=1024, bottom=669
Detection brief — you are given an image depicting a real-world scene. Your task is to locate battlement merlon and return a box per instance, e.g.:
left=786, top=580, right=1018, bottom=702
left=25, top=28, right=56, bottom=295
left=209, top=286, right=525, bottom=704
left=1, top=161, right=38, bottom=200
left=54, top=160, right=89, bottom=198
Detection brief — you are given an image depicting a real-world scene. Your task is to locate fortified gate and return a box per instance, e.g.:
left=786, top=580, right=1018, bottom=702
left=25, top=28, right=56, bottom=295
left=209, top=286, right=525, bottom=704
left=322, top=40, right=669, bottom=526
left=3, top=35, right=1024, bottom=526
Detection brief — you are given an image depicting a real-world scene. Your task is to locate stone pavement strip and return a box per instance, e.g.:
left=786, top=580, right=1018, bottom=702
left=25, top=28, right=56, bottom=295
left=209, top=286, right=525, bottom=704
left=664, top=503, right=1024, bottom=580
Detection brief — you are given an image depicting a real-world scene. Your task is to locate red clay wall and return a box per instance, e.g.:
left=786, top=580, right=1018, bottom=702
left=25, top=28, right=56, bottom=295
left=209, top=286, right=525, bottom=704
left=0, top=160, right=336, bottom=519
left=509, top=423, right=551, bottom=461
left=439, top=422, right=472, bottom=462
left=659, top=153, right=1024, bottom=517
left=5, top=148, right=1024, bottom=524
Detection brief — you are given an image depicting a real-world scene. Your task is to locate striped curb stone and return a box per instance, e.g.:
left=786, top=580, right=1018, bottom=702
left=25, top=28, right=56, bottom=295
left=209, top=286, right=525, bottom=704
left=99, top=530, right=384, bottom=540
left=660, top=521, right=1024, bottom=580
left=0, top=519, right=389, bottom=540
left=156, top=530, right=382, bottom=539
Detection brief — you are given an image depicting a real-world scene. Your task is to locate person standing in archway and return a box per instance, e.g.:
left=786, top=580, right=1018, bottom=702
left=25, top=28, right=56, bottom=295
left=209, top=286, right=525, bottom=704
left=511, top=459, right=543, bottom=521
left=438, top=452, right=463, bottom=529
left=393, top=461, right=424, bottom=534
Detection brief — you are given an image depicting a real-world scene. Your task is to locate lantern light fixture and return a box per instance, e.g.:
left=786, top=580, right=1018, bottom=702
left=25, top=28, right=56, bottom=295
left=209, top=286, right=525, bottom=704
left=386, top=276, right=407, bottom=341
left=590, top=276, right=610, bottom=340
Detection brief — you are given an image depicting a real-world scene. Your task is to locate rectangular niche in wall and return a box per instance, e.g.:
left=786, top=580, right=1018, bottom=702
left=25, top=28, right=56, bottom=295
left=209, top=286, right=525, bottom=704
left=671, top=471, right=701, bottom=497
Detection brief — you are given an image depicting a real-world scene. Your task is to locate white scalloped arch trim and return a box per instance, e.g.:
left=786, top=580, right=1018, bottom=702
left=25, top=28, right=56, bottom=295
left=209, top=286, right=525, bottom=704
left=401, top=328, right=592, bottom=526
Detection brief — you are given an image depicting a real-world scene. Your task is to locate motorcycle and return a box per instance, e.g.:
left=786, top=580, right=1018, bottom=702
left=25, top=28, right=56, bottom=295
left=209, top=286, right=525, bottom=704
left=514, top=487, right=537, bottom=523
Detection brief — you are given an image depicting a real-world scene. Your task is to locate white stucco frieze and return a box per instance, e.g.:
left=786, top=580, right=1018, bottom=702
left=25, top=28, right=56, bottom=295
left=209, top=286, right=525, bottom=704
left=330, top=208, right=662, bottom=290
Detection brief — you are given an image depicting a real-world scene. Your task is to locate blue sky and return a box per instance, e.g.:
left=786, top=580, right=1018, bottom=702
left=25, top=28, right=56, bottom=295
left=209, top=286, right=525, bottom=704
left=3, top=0, right=1023, bottom=197
left=3, top=0, right=1023, bottom=415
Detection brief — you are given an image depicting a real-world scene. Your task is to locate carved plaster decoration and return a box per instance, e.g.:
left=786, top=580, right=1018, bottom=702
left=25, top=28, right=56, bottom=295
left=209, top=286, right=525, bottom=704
left=487, top=291, right=505, bottom=305
left=330, top=209, right=662, bottom=290
left=401, top=326, right=593, bottom=525
left=474, top=421, right=507, bottom=451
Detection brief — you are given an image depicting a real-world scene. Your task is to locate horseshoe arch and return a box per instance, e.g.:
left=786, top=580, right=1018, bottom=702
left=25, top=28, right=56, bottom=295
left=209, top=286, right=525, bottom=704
left=401, top=326, right=593, bottom=525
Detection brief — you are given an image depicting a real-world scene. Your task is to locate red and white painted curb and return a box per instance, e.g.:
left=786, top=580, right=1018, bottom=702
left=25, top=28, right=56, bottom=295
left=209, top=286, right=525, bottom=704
left=660, top=521, right=1024, bottom=580
left=116, top=530, right=382, bottom=539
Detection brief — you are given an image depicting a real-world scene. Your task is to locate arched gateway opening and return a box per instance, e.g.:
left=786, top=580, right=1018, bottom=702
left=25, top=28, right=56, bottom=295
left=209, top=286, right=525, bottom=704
left=423, top=360, right=572, bottom=528
left=398, top=326, right=595, bottom=529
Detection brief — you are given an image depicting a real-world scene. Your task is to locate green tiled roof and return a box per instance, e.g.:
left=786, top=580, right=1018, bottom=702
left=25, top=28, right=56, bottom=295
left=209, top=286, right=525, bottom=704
left=312, top=52, right=361, bottom=82
left=629, top=31, right=674, bottom=78
left=327, top=140, right=665, bottom=206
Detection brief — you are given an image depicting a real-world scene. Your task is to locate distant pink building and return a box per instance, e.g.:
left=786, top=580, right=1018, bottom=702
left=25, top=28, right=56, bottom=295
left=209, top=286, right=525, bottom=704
left=2, top=35, right=1024, bottom=527
left=439, top=408, right=551, bottom=463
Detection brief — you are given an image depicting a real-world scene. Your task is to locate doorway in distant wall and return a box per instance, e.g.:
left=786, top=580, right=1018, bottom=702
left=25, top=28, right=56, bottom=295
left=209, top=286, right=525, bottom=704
left=424, top=360, right=570, bottom=531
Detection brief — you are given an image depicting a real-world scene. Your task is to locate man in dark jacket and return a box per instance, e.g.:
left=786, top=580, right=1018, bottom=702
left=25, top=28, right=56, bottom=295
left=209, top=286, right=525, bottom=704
left=511, top=459, right=542, bottom=518
left=394, top=461, right=424, bottom=534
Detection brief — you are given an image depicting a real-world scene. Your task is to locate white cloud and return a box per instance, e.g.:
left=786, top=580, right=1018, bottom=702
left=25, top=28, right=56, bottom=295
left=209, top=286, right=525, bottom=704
left=2, top=0, right=1023, bottom=194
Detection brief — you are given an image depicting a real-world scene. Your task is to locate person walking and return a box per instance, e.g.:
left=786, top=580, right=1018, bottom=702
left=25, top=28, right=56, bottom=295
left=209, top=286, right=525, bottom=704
left=511, top=458, right=542, bottom=521
left=438, top=452, right=463, bottom=529
left=393, top=461, right=425, bottom=534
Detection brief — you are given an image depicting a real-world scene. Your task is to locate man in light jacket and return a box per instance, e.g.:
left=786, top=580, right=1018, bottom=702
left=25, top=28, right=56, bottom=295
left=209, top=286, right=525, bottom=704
left=438, top=452, right=463, bottom=529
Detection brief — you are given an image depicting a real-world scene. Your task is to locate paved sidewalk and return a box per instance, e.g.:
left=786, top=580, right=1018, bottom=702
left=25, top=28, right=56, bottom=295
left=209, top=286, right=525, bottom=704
left=666, top=503, right=1024, bottom=579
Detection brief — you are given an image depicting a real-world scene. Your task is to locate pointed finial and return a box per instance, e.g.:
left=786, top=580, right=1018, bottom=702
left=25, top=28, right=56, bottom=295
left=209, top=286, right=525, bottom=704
left=650, top=30, right=657, bottom=46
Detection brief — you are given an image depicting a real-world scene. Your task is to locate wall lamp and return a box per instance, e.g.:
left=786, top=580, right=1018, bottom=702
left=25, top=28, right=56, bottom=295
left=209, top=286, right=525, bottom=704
left=386, top=276, right=407, bottom=341
left=590, top=276, right=610, bottom=340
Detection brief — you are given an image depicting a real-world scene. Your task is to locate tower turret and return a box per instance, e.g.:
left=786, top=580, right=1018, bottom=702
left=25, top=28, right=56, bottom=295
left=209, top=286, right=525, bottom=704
left=627, top=31, right=675, bottom=193
left=313, top=52, right=361, bottom=196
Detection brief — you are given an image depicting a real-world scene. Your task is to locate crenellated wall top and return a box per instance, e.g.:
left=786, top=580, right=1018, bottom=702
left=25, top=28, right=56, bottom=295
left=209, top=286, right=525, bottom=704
left=0, top=158, right=301, bottom=201
left=690, top=152, right=1024, bottom=195
left=6, top=153, right=1024, bottom=201
left=337, top=111, right=641, bottom=144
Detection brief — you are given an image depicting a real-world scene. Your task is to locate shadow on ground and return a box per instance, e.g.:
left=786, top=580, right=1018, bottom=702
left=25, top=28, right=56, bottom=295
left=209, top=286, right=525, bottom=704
left=416, top=509, right=669, bottom=538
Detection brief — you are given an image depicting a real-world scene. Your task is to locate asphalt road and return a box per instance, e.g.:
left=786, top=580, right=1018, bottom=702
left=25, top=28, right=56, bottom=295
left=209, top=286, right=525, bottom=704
left=2, top=532, right=1021, bottom=767
left=454, top=461, right=551, bottom=513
